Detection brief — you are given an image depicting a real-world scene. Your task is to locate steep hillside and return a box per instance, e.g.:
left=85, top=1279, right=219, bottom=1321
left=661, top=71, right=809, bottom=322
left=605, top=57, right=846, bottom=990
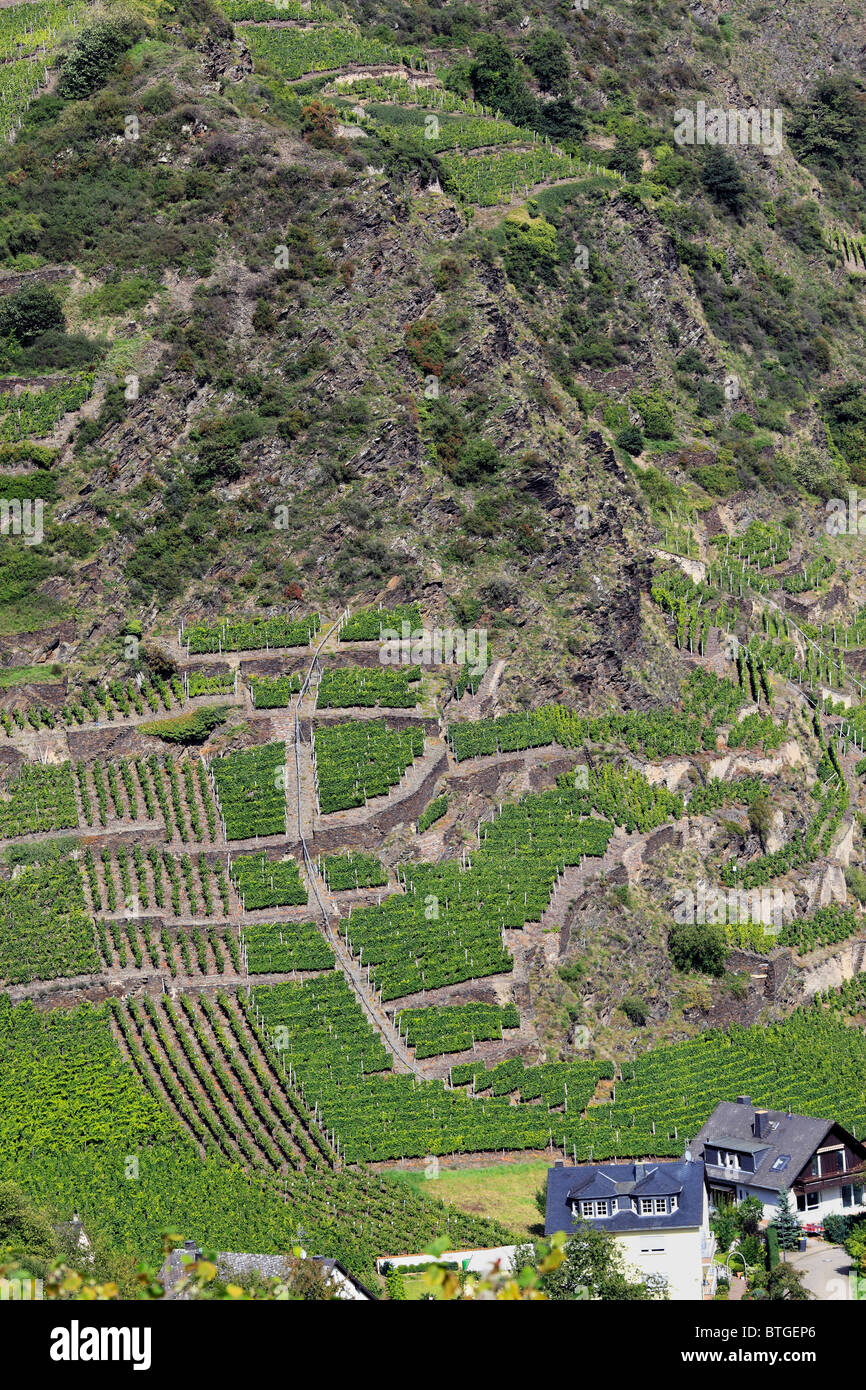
left=1, top=0, right=866, bottom=1292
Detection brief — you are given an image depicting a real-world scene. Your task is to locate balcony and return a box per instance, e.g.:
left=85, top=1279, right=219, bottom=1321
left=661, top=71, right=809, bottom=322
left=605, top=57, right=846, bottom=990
left=794, top=1164, right=866, bottom=1196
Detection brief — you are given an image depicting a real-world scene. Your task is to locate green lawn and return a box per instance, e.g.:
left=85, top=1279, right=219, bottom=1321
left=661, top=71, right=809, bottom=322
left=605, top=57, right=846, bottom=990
left=386, top=1159, right=550, bottom=1239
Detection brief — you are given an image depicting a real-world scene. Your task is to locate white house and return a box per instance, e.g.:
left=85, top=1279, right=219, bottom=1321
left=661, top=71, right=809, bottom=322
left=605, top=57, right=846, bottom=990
left=544, top=1158, right=716, bottom=1300
left=689, top=1096, right=866, bottom=1225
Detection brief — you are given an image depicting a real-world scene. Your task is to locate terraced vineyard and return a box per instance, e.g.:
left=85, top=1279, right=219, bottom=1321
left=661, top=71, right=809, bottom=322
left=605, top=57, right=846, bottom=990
left=242, top=920, right=335, bottom=973
left=229, top=851, right=307, bottom=909
left=0, top=762, right=78, bottom=836
left=210, top=742, right=287, bottom=839
left=440, top=147, right=618, bottom=207
left=0, top=376, right=93, bottom=441
left=0, top=856, right=98, bottom=985
left=316, top=663, right=421, bottom=709
left=250, top=976, right=609, bottom=1161
left=397, top=1002, right=520, bottom=1059
left=245, top=24, right=421, bottom=81
left=249, top=672, right=302, bottom=707
left=343, top=784, right=614, bottom=999
left=0, top=671, right=236, bottom=733
left=314, top=719, right=424, bottom=813
left=320, top=851, right=387, bottom=891
left=1, top=992, right=512, bottom=1276
left=339, top=602, right=422, bottom=642
left=183, top=613, right=319, bottom=654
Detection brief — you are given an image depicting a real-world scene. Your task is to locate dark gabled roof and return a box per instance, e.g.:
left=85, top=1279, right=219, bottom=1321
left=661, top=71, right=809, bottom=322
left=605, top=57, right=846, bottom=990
left=565, top=1171, right=620, bottom=1200
left=631, top=1168, right=686, bottom=1198
left=689, top=1101, right=836, bottom=1192
left=545, top=1160, right=705, bottom=1237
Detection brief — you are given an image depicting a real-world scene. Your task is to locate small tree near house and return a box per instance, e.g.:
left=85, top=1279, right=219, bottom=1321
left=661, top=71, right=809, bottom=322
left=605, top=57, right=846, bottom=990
left=770, top=1190, right=802, bottom=1252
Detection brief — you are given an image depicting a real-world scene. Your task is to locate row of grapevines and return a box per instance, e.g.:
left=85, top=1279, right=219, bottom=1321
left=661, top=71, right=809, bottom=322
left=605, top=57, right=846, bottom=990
left=339, top=602, right=422, bottom=642
left=210, top=742, right=286, bottom=839
left=344, top=785, right=613, bottom=1000
left=319, top=851, right=387, bottom=890
left=0, top=857, right=98, bottom=984
left=242, top=920, right=335, bottom=973
left=184, top=612, right=319, bottom=653
left=249, top=672, right=301, bottom=707
left=230, top=851, right=307, bottom=909
left=0, top=376, right=93, bottom=441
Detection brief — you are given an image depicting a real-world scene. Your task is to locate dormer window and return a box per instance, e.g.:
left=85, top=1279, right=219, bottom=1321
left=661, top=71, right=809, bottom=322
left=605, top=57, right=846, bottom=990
left=580, top=1200, right=610, bottom=1217
left=636, top=1196, right=676, bottom=1215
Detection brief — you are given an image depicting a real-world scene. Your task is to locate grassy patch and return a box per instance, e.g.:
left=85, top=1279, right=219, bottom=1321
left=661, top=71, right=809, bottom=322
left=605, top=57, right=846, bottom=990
left=386, top=1159, right=548, bottom=1238
left=0, top=663, right=62, bottom=688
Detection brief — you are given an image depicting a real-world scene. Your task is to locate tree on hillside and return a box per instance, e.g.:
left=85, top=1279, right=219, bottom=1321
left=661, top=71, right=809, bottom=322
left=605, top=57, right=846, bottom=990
left=0, top=1180, right=58, bottom=1274
left=525, top=30, right=571, bottom=95
left=701, top=147, right=748, bottom=216
left=668, top=922, right=729, bottom=977
left=469, top=35, right=537, bottom=127
left=0, top=285, right=64, bottom=345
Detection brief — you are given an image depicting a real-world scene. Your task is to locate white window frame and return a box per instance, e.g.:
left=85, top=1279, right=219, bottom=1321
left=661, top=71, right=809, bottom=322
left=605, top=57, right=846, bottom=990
left=640, top=1198, right=653, bottom=1215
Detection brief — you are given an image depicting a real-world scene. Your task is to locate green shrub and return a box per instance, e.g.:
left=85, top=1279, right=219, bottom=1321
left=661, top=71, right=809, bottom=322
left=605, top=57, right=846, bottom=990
left=502, top=210, right=558, bottom=290
left=140, top=705, right=232, bottom=745
left=701, top=147, right=748, bottom=215
left=844, top=865, right=866, bottom=905
left=668, top=921, right=728, bottom=976
left=823, top=1212, right=852, bottom=1245
left=616, top=425, right=644, bottom=455
left=57, top=19, right=141, bottom=100
left=621, top=995, right=648, bottom=1026
left=0, top=286, right=64, bottom=345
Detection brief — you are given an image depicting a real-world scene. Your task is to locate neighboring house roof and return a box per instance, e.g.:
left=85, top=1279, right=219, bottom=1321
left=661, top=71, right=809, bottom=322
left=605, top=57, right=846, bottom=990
left=545, top=1160, right=706, bottom=1237
left=158, top=1245, right=377, bottom=1300
left=689, top=1099, right=843, bottom=1193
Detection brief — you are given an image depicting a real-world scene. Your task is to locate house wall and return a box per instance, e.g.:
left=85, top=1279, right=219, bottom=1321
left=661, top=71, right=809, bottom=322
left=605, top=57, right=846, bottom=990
left=615, top=1226, right=704, bottom=1301
left=730, top=1182, right=866, bottom=1222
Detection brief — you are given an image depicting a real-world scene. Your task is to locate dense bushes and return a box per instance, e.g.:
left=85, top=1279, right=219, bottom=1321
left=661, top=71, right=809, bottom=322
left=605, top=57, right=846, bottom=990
left=821, top=382, right=866, bottom=482
left=57, top=19, right=141, bottom=100
left=700, top=147, right=748, bottom=216
left=0, top=285, right=64, bottom=344
left=188, top=412, right=264, bottom=485
left=788, top=77, right=866, bottom=213
left=668, top=922, right=728, bottom=977
left=502, top=208, right=558, bottom=290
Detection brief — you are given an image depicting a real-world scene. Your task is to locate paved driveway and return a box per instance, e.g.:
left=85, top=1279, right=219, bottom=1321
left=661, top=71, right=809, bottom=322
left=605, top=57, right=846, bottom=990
left=786, top=1238, right=857, bottom=1300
